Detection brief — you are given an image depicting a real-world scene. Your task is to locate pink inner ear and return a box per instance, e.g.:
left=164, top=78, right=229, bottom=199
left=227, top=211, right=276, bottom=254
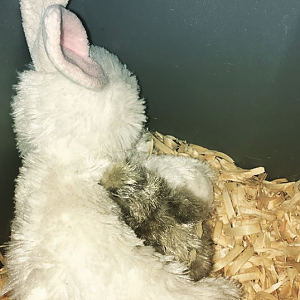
left=43, top=5, right=107, bottom=89
left=60, top=9, right=89, bottom=58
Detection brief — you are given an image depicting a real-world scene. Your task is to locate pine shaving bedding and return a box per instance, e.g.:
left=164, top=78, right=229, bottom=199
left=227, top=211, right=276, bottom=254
left=0, top=249, right=8, bottom=300
left=1, top=131, right=299, bottom=300
left=151, top=132, right=300, bottom=300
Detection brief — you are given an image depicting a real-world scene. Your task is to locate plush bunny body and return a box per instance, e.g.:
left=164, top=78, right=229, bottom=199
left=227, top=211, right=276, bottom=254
left=3, top=0, right=243, bottom=299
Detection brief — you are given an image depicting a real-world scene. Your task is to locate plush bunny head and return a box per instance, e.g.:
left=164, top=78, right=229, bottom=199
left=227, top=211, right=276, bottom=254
left=13, top=0, right=146, bottom=162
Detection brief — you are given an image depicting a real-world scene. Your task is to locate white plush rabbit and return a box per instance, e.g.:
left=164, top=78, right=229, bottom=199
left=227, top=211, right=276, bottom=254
left=2, top=0, right=243, bottom=299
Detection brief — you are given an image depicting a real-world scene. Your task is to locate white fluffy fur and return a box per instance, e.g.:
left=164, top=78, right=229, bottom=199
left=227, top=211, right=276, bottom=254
left=5, top=154, right=242, bottom=300
left=12, top=47, right=145, bottom=161
left=3, top=0, right=243, bottom=299
left=132, top=132, right=217, bottom=204
left=145, top=155, right=216, bottom=203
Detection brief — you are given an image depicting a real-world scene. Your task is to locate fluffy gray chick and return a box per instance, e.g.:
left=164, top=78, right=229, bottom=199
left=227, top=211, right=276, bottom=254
left=100, top=161, right=215, bottom=281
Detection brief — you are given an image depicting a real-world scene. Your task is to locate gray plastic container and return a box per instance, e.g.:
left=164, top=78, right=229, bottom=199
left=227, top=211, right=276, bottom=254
left=1, top=0, right=300, bottom=245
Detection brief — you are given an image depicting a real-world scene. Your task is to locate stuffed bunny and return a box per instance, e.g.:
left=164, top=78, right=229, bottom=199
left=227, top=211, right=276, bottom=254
left=2, top=0, right=244, bottom=299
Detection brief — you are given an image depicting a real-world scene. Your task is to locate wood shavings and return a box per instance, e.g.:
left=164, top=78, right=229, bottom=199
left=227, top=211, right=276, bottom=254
left=224, top=224, right=262, bottom=236
left=150, top=131, right=300, bottom=300
left=0, top=267, right=7, bottom=300
left=0, top=131, right=299, bottom=300
left=213, top=244, right=245, bottom=272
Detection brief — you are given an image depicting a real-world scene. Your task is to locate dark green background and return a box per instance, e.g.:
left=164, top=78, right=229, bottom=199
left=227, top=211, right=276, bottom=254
left=1, top=0, right=300, bottom=245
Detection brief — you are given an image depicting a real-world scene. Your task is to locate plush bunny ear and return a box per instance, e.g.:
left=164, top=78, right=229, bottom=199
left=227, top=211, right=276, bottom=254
left=20, top=0, right=69, bottom=73
left=42, top=5, right=107, bottom=89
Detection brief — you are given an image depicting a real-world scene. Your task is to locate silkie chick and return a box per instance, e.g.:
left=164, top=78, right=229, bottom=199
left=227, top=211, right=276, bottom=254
left=101, top=160, right=215, bottom=281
